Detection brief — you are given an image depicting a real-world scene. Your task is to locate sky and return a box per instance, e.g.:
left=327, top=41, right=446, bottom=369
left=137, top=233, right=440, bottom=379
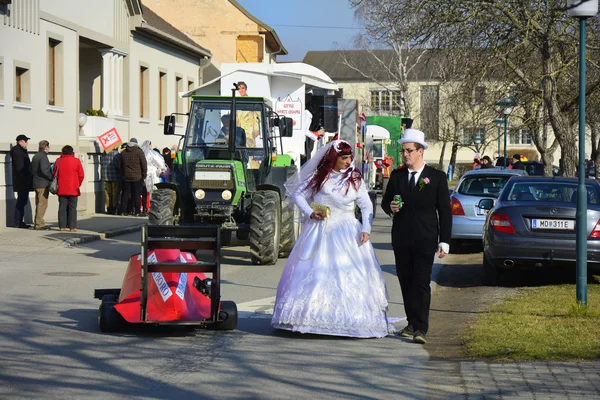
left=236, top=0, right=365, bottom=61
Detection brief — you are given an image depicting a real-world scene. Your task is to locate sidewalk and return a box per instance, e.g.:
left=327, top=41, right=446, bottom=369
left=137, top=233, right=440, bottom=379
left=0, top=213, right=146, bottom=248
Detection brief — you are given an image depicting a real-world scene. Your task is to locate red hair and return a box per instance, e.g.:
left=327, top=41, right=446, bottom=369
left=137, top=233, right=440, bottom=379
left=308, top=141, right=362, bottom=196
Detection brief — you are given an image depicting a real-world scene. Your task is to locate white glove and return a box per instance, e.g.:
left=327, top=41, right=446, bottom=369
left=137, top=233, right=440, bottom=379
left=438, top=242, right=449, bottom=254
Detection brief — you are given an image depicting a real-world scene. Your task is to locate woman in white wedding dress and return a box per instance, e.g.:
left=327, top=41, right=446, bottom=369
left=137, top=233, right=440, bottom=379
left=271, top=140, right=391, bottom=338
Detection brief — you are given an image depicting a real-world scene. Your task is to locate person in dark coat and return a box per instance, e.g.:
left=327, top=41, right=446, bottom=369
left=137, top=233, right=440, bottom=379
left=31, top=140, right=53, bottom=230
left=10, top=134, right=33, bottom=228
left=382, top=129, right=452, bottom=345
left=119, top=138, right=147, bottom=215
left=511, top=154, right=525, bottom=170
left=101, top=148, right=122, bottom=215
left=480, top=155, right=494, bottom=169
left=54, top=145, right=85, bottom=232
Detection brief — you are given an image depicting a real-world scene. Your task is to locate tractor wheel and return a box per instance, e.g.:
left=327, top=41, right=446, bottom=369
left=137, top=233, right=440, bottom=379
left=99, top=294, right=125, bottom=332
left=249, top=190, right=281, bottom=265
left=221, top=230, right=232, bottom=246
left=236, top=230, right=250, bottom=241
left=149, top=188, right=177, bottom=225
left=278, top=201, right=296, bottom=258
left=212, top=300, right=238, bottom=331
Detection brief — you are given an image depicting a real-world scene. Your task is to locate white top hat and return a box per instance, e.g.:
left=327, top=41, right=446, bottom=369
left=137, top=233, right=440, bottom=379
left=398, top=128, right=428, bottom=150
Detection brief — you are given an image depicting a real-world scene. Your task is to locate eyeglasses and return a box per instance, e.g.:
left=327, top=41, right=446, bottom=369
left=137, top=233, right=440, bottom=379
left=401, top=148, right=418, bottom=154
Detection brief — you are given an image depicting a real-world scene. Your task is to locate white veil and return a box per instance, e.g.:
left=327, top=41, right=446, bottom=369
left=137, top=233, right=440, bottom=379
left=283, top=139, right=355, bottom=208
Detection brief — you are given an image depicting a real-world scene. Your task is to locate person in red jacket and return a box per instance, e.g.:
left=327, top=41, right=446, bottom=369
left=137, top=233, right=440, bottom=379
left=53, top=145, right=85, bottom=232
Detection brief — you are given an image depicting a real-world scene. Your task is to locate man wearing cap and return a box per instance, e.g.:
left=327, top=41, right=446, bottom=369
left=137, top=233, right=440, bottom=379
left=10, top=134, right=33, bottom=228
left=119, top=138, right=147, bottom=215
left=381, top=129, right=452, bottom=344
left=511, top=154, right=525, bottom=170
left=31, top=140, right=53, bottom=230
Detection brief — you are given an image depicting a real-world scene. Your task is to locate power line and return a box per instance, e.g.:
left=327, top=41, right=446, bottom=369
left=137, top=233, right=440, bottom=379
left=270, top=24, right=365, bottom=30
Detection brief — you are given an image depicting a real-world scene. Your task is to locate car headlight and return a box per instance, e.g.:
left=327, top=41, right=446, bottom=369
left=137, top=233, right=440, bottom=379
left=195, top=189, right=205, bottom=200
left=222, top=190, right=232, bottom=201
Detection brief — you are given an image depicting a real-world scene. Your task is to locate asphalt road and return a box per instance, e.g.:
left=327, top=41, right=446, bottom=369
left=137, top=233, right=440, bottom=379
left=0, top=215, right=464, bottom=400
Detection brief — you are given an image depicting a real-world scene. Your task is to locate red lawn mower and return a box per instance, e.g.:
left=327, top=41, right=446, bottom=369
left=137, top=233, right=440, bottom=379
left=94, top=225, right=237, bottom=332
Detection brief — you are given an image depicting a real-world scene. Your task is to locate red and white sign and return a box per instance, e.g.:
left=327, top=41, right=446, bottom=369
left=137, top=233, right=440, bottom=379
left=97, top=128, right=123, bottom=151
left=275, top=96, right=302, bottom=130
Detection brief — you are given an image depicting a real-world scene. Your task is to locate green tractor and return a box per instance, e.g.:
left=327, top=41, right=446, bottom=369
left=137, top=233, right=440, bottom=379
left=151, top=84, right=298, bottom=265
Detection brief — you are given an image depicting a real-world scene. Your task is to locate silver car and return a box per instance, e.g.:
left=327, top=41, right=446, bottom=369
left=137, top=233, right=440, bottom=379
left=450, top=168, right=528, bottom=252
left=479, top=176, right=600, bottom=285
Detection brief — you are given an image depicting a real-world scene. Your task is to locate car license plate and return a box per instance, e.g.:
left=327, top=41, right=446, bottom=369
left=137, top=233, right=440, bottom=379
left=476, top=207, right=489, bottom=216
left=531, top=219, right=574, bottom=230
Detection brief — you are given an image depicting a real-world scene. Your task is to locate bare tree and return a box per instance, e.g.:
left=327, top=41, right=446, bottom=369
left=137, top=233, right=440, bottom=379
left=351, top=0, right=600, bottom=177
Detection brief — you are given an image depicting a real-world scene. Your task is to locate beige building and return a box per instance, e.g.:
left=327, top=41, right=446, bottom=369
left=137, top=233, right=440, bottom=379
left=303, top=50, right=545, bottom=171
left=0, top=0, right=211, bottom=227
left=143, top=0, right=287, bottom=80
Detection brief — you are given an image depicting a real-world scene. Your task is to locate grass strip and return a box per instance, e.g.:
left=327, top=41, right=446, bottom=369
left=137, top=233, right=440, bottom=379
left=464, top=284, right=600, bottom=361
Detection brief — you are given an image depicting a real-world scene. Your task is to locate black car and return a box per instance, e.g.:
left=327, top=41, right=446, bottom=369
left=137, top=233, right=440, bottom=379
left=521, top=161, right=559, bottom=177
left=478, top=176, right=600, bottom=285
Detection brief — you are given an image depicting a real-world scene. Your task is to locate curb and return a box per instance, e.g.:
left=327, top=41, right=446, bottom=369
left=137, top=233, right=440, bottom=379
left=63, top=224, right=146, bottom=247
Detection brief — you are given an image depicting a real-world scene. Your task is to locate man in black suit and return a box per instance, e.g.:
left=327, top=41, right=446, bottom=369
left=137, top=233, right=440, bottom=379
left=382, top=129, right=452, bottom=344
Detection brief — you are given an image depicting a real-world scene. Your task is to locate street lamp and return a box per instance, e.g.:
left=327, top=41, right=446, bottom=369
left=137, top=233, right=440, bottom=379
left=568, top=0, right=598, bottom=306
left=473, top=134, right=483, bottom=154
left=495, top=98, right=515, bottom=167
left=493, top=118, right=504, bottom=162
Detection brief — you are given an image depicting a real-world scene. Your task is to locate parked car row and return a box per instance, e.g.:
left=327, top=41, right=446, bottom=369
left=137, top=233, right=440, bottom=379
left=450, top=168, right=600, bottom=285
left=450, top=168, right=527, bottom=252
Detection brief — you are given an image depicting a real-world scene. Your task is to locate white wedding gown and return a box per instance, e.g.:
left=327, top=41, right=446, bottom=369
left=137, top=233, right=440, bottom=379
left=271, top=171, right=391, bottom=338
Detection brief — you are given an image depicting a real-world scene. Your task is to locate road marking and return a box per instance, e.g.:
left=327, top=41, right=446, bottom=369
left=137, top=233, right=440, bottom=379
left=236, top=296, right=276, bottom=319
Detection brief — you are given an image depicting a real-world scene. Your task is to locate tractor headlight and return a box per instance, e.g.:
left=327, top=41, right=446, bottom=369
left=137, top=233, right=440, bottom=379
left=222, top=190, right=232, bottom=201
left=195, top=189, right=206, bottom=200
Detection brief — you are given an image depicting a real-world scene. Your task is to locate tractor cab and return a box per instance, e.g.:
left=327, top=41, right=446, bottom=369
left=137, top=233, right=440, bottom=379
left=158, top=89, right=297, bottom=265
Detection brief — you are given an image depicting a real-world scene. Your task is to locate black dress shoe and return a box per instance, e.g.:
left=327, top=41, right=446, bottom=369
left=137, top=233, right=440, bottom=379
left=17, top=223, right=32, bottom=229
left=399, top=325, right=414, bottom=338
left=413, top=331, right=427, bottom=344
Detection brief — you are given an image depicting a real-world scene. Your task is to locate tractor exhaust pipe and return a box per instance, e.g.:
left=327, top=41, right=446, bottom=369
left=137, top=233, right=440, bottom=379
left=503, top=260, right=515, bottom=268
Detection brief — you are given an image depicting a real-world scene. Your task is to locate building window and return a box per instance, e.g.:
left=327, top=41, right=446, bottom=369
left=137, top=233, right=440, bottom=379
left=369, top=89, right=402, bottom=113
left=175, top=76, right=183, bottom=123
left=461, top=127, right=486, bottom=145
left=236, top=35, right=264, bottom=63
left=140, top=66, right=149, bottom=118
left=159, top=71, right=167, bottom=120
left=15, top=66, right=30, bottom=104
left=420, top=85, right=440, bottom=140
left=48, top=38, right=63, bottom=106
left=392, top=91, right=402, bottom=111
left=187, top=80, right=194, bottom=111
left=509, top=128, right=533, bottom=145
left=473, top=86, right=486, bottom=104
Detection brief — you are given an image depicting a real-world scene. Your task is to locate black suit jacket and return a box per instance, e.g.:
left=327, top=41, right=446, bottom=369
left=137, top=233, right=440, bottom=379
left=382, top=165, right=452, bottom=251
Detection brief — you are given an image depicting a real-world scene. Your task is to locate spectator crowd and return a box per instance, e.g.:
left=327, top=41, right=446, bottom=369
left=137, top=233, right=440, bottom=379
left=9, top=134, right=176, bottom=231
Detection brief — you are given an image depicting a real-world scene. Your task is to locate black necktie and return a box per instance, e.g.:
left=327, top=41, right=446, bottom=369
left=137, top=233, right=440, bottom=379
left=409, top=171, right=417, bottom=190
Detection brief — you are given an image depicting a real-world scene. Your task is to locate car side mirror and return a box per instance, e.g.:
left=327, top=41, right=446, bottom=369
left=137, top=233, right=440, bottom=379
left=164, top=115, right=176, bottom=135
left=279, top=117, right=294, bottom=137
left=478, top=198, right=494, bottom=210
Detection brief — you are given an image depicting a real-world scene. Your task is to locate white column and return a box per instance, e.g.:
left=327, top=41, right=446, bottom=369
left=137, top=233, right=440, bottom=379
left=102, top=49, right=127, bottom=117
left=102, top=51, right=111, bottom=115
left=116, top=55, right=123, bottom=116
